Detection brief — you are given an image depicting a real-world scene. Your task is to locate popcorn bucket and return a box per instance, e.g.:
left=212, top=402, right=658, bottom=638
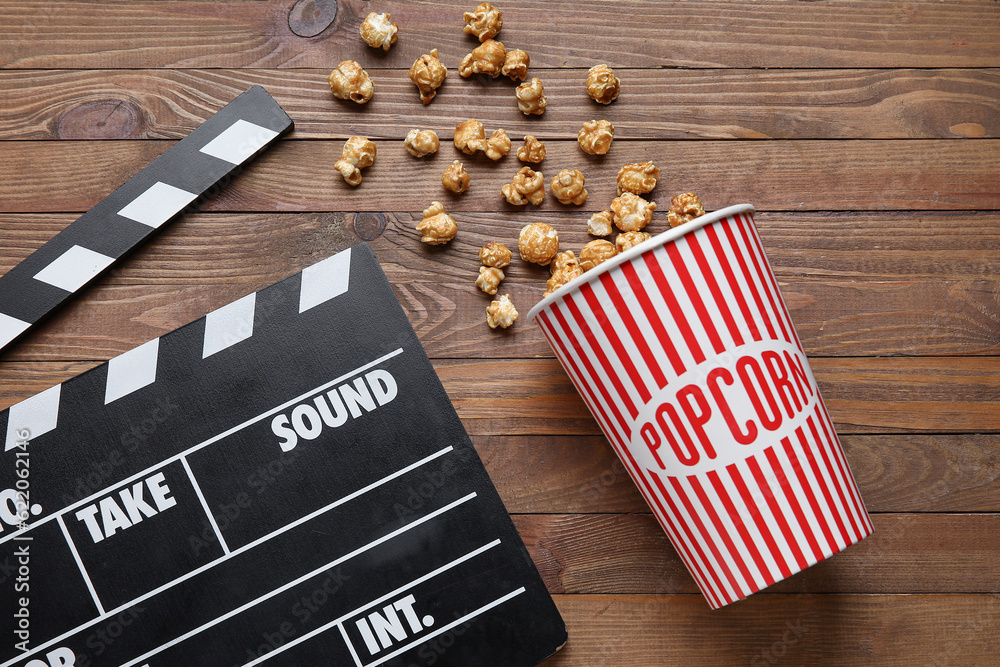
left=527, top=204, right=872, bottom=608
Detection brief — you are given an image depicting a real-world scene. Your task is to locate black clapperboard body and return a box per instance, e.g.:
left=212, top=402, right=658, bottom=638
left=0, top=242, right=566, bottom=661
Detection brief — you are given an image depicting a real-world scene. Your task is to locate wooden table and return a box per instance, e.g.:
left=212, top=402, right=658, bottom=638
left=1, top=1, right=998, bottom=664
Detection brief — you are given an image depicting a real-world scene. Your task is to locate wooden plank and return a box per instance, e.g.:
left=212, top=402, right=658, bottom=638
left=0, top=358, right=997, bottom=435
left=514, top=513, right=1000, bottom=594
left=477, top=434, right=1000, bottom=514
left=4, top=212, right=998, bottom=283
left=2, top=68, right=998, bottom=140
left=2, top=1, right=998, bottom=69
left=2, top=139, right=999, bottom=212
left=545, top=594, right=1000, bottom=665
left=0, top=276, right=994, bottom=360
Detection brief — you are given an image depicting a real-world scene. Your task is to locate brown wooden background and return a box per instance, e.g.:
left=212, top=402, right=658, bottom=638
left=1, top=1, right=999, bottom=664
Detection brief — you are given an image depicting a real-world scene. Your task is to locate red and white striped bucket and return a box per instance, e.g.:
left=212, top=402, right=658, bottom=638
left=527, top=204, right=872, bottom=608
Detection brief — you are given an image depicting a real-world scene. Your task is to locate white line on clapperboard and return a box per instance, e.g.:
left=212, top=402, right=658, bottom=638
left=116, top=493, right=480, bottom=667
left=56, top=516, right=105, bottom=616
left=0, top=347, right=404, bottom=549
left=1, top=348, right=441, bottom=667
left=242, top=538, right=508, bottom=667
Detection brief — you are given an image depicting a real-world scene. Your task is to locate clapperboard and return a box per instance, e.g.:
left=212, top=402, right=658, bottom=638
left=0, top=245, right=566, bottom=666
left=0, top=85, right=292, bottom=354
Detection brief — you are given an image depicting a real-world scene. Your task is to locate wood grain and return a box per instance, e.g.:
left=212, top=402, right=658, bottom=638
left=545, top=594, right=1000, bottom=665
left=5, top=211, right=999, bottom=283
left=515, top=513, right=1000, bottom=594
left=2, top=68, right=998, bottom=140
left=0, top=276, right=994, bottom=360
left=2, top=139, right=999, bottom=212
left=0, top=358, right=997, bottom=435
left=0, top=203, right=997, bottom=357
left=476, top=434, right=1000, bottom=515
left=2, top=1, right=998, bottom=69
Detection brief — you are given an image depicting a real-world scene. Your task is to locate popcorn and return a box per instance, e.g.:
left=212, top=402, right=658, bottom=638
left=486, top=294, right=518, bottom=329
left=409, top=49, right=447, bottom=105
left=517, top=135, right=546, bottom=163
left=403, top=129, right=440, bottom=157
left=545, top=250, right=583, bottom=296
left=668, top=192, right=706, bottom=228
left=359, top=12, right=398, bottom=52
left=459, top=39, right=507, bottom=78
left=454, top=118, right=487, bottom=155
left=463, top=2, right=503, bottom=42
left=328, top=60, right=374, bottom=104
left=502, top=49, right=530, bottom=81
left=586, top=64, right=620, bottom=104
left=515, top=77, right=547, bottom=115
left=518, top=222, right=559, bottom=265
left=479, top=241, right=512, bottom=268
left=476, top=266, right=505, bottom=295
left=587, top=210, right=614, bottom=237
left=616, top=231, right=652, bottom=253
left=550, top=169, right=588, bottom=205
left=484, top=128, right=512, bottom=160
left=617, top=161, right=659, bottom=195
left=611, top=192, right=656, bottom=231
left=577, top=119, right=614, bottom=155
left=417, top=201, right=458, bottom=245
left=501, top=167, right=545, bottom=205
left=334, top=136, right=376, bottom=186
left=579, top=239, right=617, bottom=271
left=441, top=160, right=470, bottom=194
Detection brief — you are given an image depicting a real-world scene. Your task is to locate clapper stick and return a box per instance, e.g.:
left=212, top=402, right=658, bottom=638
left=0, top=85, right=293, bottom=354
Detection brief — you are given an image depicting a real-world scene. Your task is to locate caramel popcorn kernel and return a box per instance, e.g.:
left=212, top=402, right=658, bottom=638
left=476, top=266, right=505, bottom=295
left=328, top=60, right=374, bottom=104
left=550, top=169, right=588, bottom=206
left=515, top=77, right=547, bottom=115
left=359, top=12, right=398, bottom=52
left=616, top=231, right=652, bottom=253
left=617, top=161, right=660, bottom=195
left=417, top=201, right=458, bottom=245
left=579, top=239, right=617, bottom=272
left=484, top=128, right=512, bottom=160
left=403, top=129, right=440, bottom=157
left=486, top=294, right=518, bottom=329
left=578, top=119, right=615, bottom=155
left=502, top=49, right=530, bottom=81
left=518, top=222, right=559, bottom=265
left=441, top=160, right=471, bottom=194
left=545, top=250, right=584, bottom=297
left=459, top=39, right=507, bottom=78
left=409, top=49, right=447, bottom=105
left=611, top=192, right=657, bottom=232
left=454, top=118, right=487, bottom=155
left=334, top=136, right=376, bottom=186
left=668, top=192, right=706, bottom=228
left=463, top=2, right=503, bottom=42
left=479, top=241, right=512, bottom=268
left=501, top=167, right=545, bottom=206
left=517, top=135, right=546, bottom=163
left=586, top=64, right=620, bottom=105
left=587, top=210, right=614, bottom=237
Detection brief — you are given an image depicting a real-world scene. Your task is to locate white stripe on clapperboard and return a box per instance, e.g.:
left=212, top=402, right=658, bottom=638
left=116, top=493, right=481, bottom=667
left=2, top=347, right=426, bottom=667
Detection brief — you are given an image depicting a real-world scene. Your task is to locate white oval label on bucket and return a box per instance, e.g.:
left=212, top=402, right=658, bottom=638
left=629, top=340, right=819, bottom=477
